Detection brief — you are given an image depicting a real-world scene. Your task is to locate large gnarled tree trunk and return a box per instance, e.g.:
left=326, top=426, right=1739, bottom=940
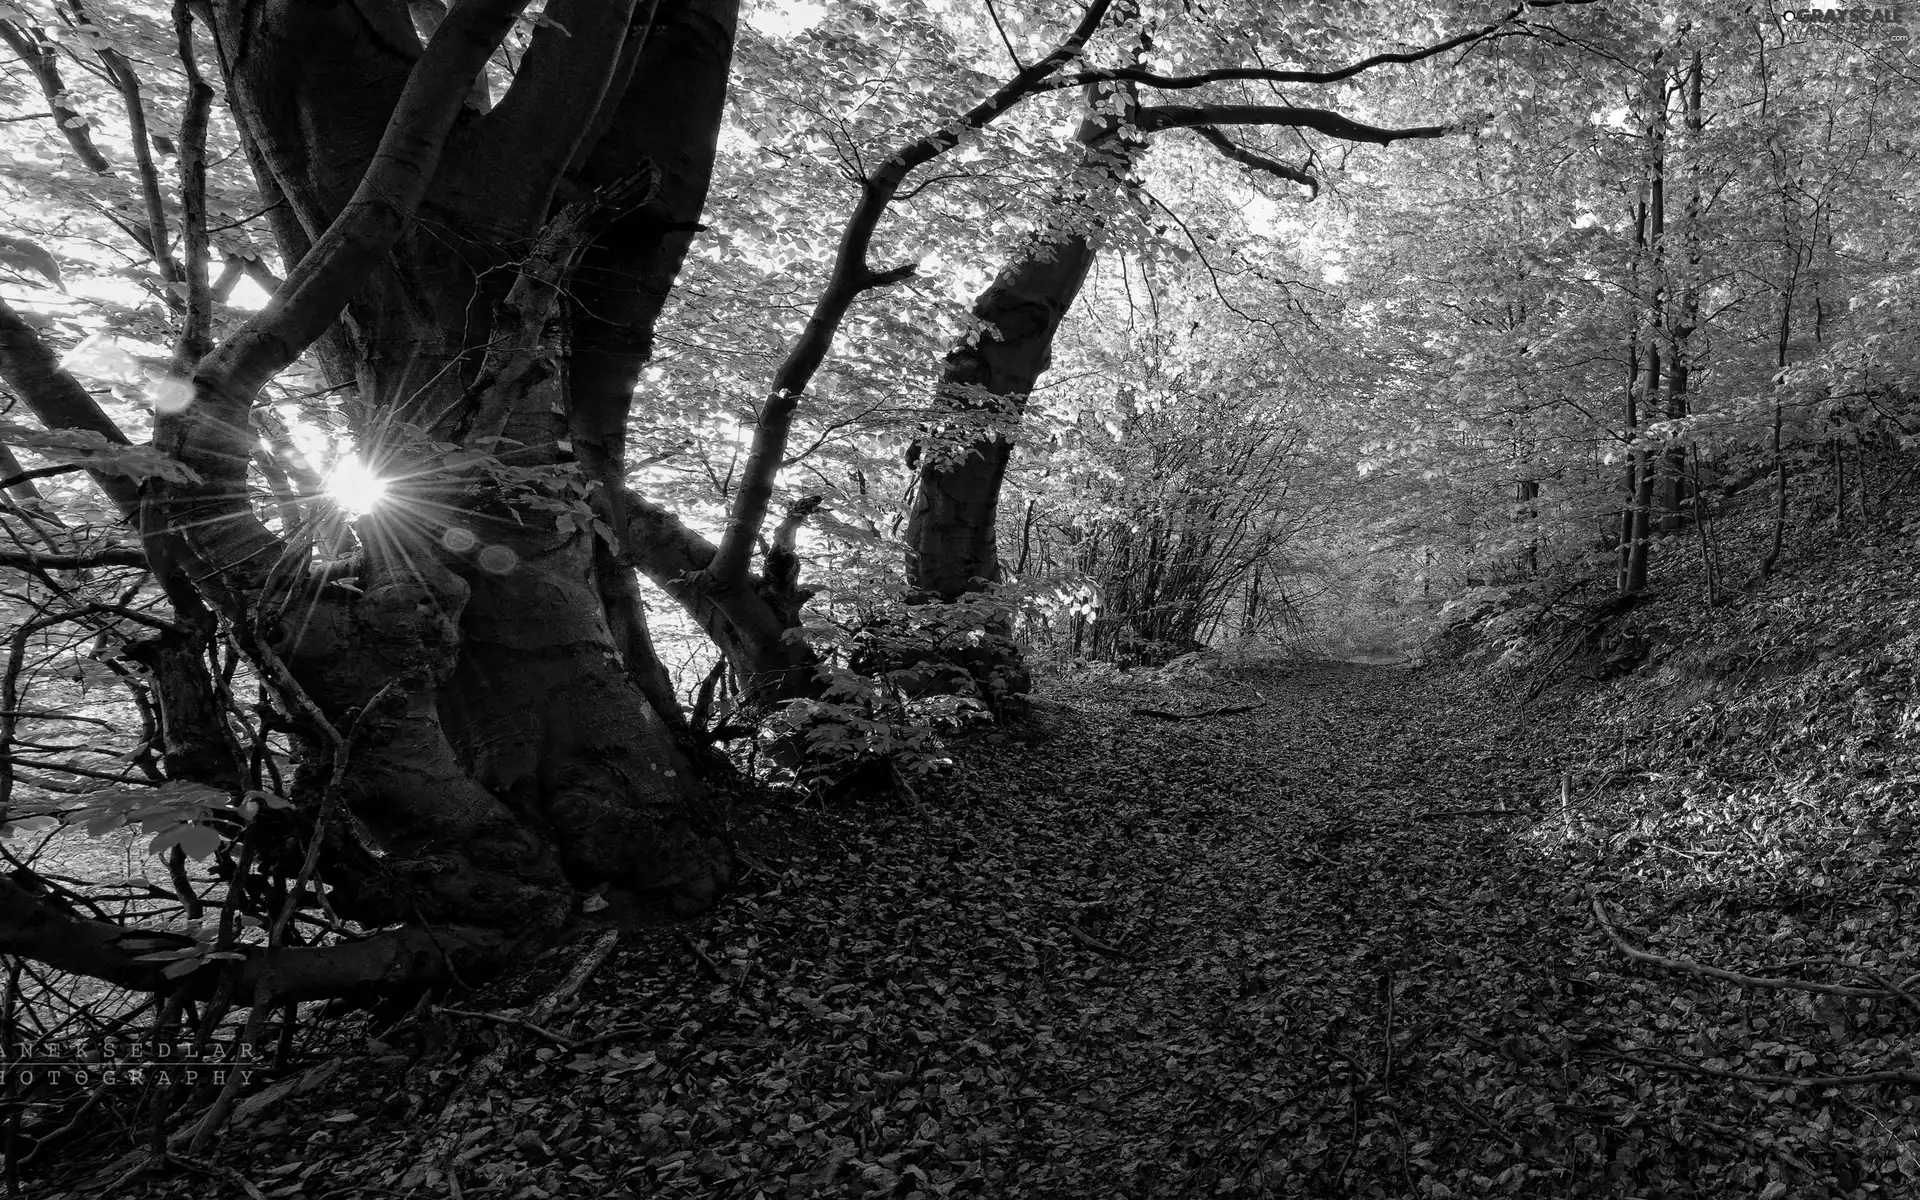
left=0, top=0, right=749, bottom=1003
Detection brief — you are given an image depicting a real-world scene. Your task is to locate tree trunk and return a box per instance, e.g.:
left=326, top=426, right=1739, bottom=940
left=1621, top=61, right=1667, bottom=596
left=905, top=101, right=1133, bottom=601
left=1657, top=51, right=1703, bottom=537
left=905, top=231, right=1098, bottom=600
left=178, top=0, right=733, bottom=930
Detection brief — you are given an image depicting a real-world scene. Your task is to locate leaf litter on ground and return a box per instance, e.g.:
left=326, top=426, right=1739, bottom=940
left=39, top=544, right=1920, bottom=1199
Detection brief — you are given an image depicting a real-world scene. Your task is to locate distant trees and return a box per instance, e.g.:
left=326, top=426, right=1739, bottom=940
left=1332, top=5, right=1920, bottom=616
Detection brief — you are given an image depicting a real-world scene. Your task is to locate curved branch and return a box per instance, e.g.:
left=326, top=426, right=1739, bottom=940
left=0, top=462, right=87, bottom=492
left=0, top=295, right=140, bottom=516
left=1034, top=3, right=1536, bottom=94
left=1191, top=125, right=1317, bottom=195
left=65, top=0, right=180, bottom=296
left=198, top=0, right=530, bottom=401
left=1139, top=103, right=1451, bottom=144
left=0, top=871, right=522, bottom=1003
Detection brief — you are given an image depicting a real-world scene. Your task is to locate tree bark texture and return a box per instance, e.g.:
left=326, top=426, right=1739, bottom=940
left=159, top=0, right=741, bottom=933
left=904, top=104, right=1127, bottom=601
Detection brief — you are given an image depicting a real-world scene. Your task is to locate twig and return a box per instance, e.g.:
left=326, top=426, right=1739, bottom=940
left=185, top=998, right=269, bottom=1154
left=1418, top=808, right=1528, bottom=820
left=1590, top=893, right=1890, bottom=1000
left=1380, top=969, right=1396, bottom=1091
left=541, top=929, right=621, bottom=1011
left=680, top=932, right=731, bottom=982
left=434, top=1006, right=578, bottom=1050
left=405, top=930, right=619, bottom=1189
left=166, top=1153, right=269, bottom=1200
left=1129, top=701, right=1268, bottom=720
left=1065, top=924, right=1128, bottom=959
left=568, top=1024, right=656, bottom=1052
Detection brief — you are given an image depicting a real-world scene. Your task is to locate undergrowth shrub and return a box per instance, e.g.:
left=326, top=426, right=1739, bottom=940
left=762, top=667, right=986, bottom=802
left=846, top=594, right=1031, bottom=712
left=748, top=595, right=1026, bottom=801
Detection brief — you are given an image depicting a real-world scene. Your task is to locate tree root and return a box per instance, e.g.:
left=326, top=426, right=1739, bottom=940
left=1589, top=892, right=1905, bottom=1002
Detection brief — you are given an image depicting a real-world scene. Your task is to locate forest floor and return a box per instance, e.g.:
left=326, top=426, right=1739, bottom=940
left=46, top=595, right=1920, bottom=1199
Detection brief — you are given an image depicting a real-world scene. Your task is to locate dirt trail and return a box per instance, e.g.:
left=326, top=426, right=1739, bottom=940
left=976, top=662, right=1595, bottom=1196
left=63, top=662, right=1906, bottom=1200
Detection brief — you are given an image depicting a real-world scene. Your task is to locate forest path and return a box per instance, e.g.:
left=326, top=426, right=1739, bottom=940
left=968, top=661, right=1600, bottom=1196
left=139, top=662, right=1907, bottom=1200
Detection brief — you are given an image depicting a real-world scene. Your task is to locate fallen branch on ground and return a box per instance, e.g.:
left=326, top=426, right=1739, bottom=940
left=681, top=932, right=734, bottom=982
left=1066, top=923, right=1128, bottom=959
left=407, top=930, right=620, bottom=1190
left=1590, top=893, right=1893, bottom=1001
left=436, top=1005, right=580, bottom=1049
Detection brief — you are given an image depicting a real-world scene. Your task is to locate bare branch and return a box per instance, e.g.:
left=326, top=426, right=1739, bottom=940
left=0, top=18, right=112, bottom=172
left=1036, top=3, right=1533, bottom=94
left=0, top=871, right=522, bottom=1003
left=1192, top=125, right=1316, bottom=195
left=64, top=0, right=181, bottom=295
left=983, top=0, right=1025, bottom=71
left=1139, top=103, right=1451, bottom=144
left=0, top=463, right=87, bottom=492
left=868, top=261, right=920, bottom=287
left=1591, top=895, right=1894, bottom=1001
left=0, top=294, right=140, bottom=516
left=171, top=0, right=216, bottom=364
left=0, top=547, right=147, bottom=570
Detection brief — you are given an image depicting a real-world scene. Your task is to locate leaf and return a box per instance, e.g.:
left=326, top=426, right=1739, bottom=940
left=169, top=823, right=224, bottom=861
left=245, top=788, right=293, bottom=810
left=0, top=235, right=63, bottom=288
left=0, top=814, right=60, bottom=838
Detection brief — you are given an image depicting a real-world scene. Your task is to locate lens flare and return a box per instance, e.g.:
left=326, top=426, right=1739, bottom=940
left=324, top=455, right=388, bottom=516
